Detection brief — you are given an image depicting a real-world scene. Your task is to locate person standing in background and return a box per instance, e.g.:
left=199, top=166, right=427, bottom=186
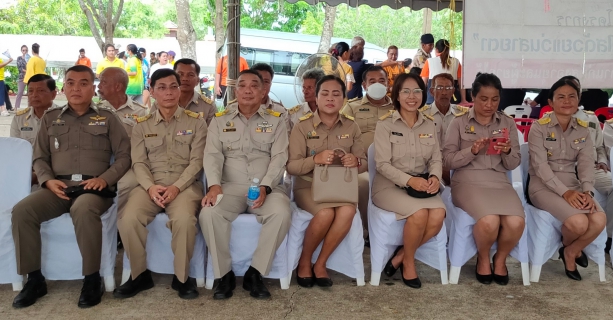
left=149, top=51, right=172, bottom=75
left=0, top=52, right=14, bottom=116
left=412, top=34, right=434, bottom=69
left=347, top=45, right=368, bottom=100
left=167, top=50, right=176, bottom=66
left=139, top=48, right=151, bottom=109
left=24, top=43, right=46, bottom=84
left=125, top=44, right=144, bottom=103
left=15, top=45, right=30, bottom=110
left=214, top=54, right=249, bottom=106
left=95, top=44, right=124, bottom=78
left=75, top=49, right=92, bottom=68
left=149, top=52, right=157, bottom=66
left=377, top=45, right=406, bottom=91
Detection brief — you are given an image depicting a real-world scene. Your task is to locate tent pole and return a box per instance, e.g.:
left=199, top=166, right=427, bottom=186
left=227, top=0, right=240, bottom=103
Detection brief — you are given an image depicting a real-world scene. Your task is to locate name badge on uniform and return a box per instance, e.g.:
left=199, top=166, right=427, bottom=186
left=20, top=127, right=33, bottom=131
left=52, top=119, right=65, bottom=126
left=465, top=125, right=476, bottom=134
left=89, top=121, right=106, bottom=126
left=145, top=134, right=158, bottom=138
left=391, top=132, right=403, bottom=136
left=177, top=130, right=193, bottom=136
left=257, top=121, right=273, bottom=128
left=546, top=132, right=556, bottom=141
left=223, top=128, right=236, bottom=132
left=337, top=134, right=350, bottom=139
left=307, top=130, right=319, bottom=139
left=359, top=108, right=370, bottom=112
left=589, top=122, right=597, bottom=129
left=419, top=133, right=433, bottom=138
left=573, top=137, right=586, bottom=144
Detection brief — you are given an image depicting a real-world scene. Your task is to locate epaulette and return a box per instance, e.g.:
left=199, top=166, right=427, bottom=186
left=454, top=108, right=468, bottom=117
left=97, top=102, right=117, bottom=114
left=576, top=118, right=588, bottom=128
left=227, top=98, right=237, bottom=104
left=184, top=109, right=201, bottom=118
left=299, top=113, right=313, bottom=122
left=266, top=109, right=281, bottom=117
left=288, top=105, right=301, bottom=115
left=418, top=104, right=431, bottom=112
left=499, top=111, right=513, bottom=119
left=45, top=104, right=64, bottom=114
left=133, top=101, right=146, bottom=109
left=341, top=112, right=354, bottom=121
left=537, top=117, right=551, bottom=125
left=607, top=118, right=613, bottom=124
left=423, top=113, right=435, bottom=121
left=199, top=93, right=213, bottom=105
left=458, top=105, right=470, bottom=112
left=584, top=110, right=595, bottom=115
left=544, top=111, right=553, bottom=115
left=16, top=107, right=30, bottom=116
left=136, top=114, right=153, bottom=123
left=215, top=109, right=228, bottom=117
left=347, top=97, right=359, bottom=103
left=379, top=110, right=394, bottom=121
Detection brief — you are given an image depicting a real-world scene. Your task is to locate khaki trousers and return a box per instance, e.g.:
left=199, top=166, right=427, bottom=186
left=117, top=169, right=139, bottom=220
left=594, top=169, right=613, bottom=237
left=199, top=184, right=291, bottom=279
left=358, top=172, right=369, bottom=236
left=118, top=183, right=203, bottom=283
left=12, top=188, right=113, bottom=276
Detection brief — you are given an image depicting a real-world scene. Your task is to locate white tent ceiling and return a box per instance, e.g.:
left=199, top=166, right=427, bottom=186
left=280, top=0, right=462, bottom=11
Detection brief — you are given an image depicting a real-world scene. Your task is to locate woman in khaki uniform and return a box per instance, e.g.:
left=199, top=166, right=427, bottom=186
left=528, top=77, right=606, bottom=281
left=287, top=75, right=367, bottom=288
left=372, top=73, right=446, bottom=289
left=442, top=73, right=524, bottom=285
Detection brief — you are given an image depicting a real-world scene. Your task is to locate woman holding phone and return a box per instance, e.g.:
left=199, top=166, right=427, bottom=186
left=527, top=77, right=606, bottom=281
left=442, top=73, right=523, bottom=285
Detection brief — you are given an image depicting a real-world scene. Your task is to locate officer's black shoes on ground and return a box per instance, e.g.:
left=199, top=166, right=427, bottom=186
left=243, top=266, right=271, bottom=299
left=12, top=277, right=47, bottom=308
left=78, top=275, right=104, bottom=308
left=605, top=237, right=612, bottom=254
left=213, top=270, right=236, bottom=300
left=171, top=276, right=199, bottom=300
left=113, top=269, right=154, bottom=299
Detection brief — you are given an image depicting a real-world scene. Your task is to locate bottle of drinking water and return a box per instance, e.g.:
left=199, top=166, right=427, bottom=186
left=246, top=178, right=260, bottom=207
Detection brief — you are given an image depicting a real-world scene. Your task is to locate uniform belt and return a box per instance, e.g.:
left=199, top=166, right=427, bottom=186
left=56, top=174, right=95, bottom=182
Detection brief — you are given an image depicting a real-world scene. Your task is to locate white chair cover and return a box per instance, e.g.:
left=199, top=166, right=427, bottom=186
left=0, top=138, right=32, bottom=290
left=205, top=213, right=290, bottom=289
left=504, top=105, right=532, bottom=118
left=520, top=144, right=607, bottom=282
left=287, top=202, right=365, bottom=286
left=121, top=214, right=206, bottom=287
left=366, top=144, right=448, bottom=286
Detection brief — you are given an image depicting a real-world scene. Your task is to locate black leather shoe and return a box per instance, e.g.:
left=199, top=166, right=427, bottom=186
left=492, top=253, right=509, bottom=286
left=475, top=257, right=493, bottom=285
left=296, top=265, right=314, bottom=288
left=605, top=237, right=612, bottom=254
left=113, top=269, right=154, bottom=299
left=171, top=276, right=199, bottom=300
left=384, top=246, right=403, bottom=278
left=78, top=276, right=104, bottom=308
left=243, top=266, right=271, bottom=299
left=559, top=247, right=581, bottom=281
left=313, top=266, right=333, bottom=287
left=575, top=251, right=588, bottom=268
left=402, top=276, right=421, bottom=288
left=12, top=277, right=47, bottom=308
left=213, top=271, right=236, bottom=300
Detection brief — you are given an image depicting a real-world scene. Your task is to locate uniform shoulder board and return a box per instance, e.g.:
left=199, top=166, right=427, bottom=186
left=266, top=109, right=281, bottom=117
left=537, top=117, right=551, bottom=125
left=423, top=113, right=435, bottom=121
left=341, top=112, right=355, bottom=121
left=606, top=118, right=613, bottom=124
left=136, top=114, right=153, bottom=123
left=458, top=105, right=470, bottom=112
left=199, top=93, right=213, bottom=105
left=215, top=109, right=229, bottom=117
left=347, top=97, right=359, bottom=103
left=584, top=110, right=595, bottom=115
left=379, top=110, right=394, bottom=121
left=499, top=111, right=513, bottom=119
left=227, top=98, right=237, bottom=105
left=16, top=107, right=30, bottom=116
left=184, top=109, right=201, bottom=118
left=544, top=111, right=553, bottom=115
left=576, top=118, right=588, bottom=128
left=288, top=105, right=301, bottom=115
left=454, top=108, right=468, bottom=117
left=299, top=113, right=314, bottom=122
left=97, top=102, right=117, bottom=114
left=45, top=104, right=64, bottom=114
left=133, top=101, right=146, bottom=109
left=418, top=104, right=431, bottom=112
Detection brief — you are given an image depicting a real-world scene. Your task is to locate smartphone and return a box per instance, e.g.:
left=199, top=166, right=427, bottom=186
left=486, top=137, right=508, bottom=155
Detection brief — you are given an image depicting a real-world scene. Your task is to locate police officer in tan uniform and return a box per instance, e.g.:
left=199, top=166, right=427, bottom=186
left=341, top=66, right=393, bottom=237
left=114, top=69, right=207, bottom=300
left=249, top=63, right=291, bottom=134
left=11, top=65, right=131, bottom=308
left=287, top=68, right=325, bottom=127
left=174, top=58, right=217, bottom=125
left=411, top=34, right=434, bottom=69
left=200, top=70, right=291, bottom=300
left=528, top=77, right=606, bottom=281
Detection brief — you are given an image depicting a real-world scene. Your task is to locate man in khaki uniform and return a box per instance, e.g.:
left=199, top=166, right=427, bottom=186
left=174, top=58, right=217, bottom=125
left=341, top=66, right=393, bottom=236
left=287, top=68, right=325, bottom=127
left=11, top=65, right=131, bottom=309
left=412, top=34, right=434, bottom=69
left=250, top=63, right=291, bottom=134
left=114, top=69, right=207, bottom=300
left=200, top=70, right=291, bottom=300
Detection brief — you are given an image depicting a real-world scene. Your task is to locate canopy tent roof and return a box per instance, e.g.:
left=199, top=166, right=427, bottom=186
left=280, top=0, right=462, bottom=11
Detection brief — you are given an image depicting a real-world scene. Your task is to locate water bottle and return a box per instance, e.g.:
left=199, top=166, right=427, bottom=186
left=246, top=178, right=260, bottom=207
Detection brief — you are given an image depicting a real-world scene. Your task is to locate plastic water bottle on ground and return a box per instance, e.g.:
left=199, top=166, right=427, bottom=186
left=246, top=178, right=260, bottom=207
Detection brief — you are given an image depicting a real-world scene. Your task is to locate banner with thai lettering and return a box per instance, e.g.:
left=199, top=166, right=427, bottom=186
left=463, top=0, right=613, bottom=89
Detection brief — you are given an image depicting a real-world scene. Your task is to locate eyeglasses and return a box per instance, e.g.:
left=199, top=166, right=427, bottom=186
left=400, top=88, right=423, bottom=96
left=434, top=86, right=455, bottom=91
left=154, top=85, right=180, bottom=92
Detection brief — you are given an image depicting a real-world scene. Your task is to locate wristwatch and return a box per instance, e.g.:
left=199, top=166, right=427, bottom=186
left=261, top=185, right=272, bottom=195
left=585, top=191, right=594, bottom=198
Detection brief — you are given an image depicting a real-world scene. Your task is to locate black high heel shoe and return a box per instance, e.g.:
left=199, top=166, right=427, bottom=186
left=383, top=246, right=403, bottom=277
left=492, top=253, right=509, bottom=286
left=296, top=264, right=314, bottom=288
left=575, top=250, right=588, bottom=268
left=475, top=257, right=493, bottom=285
left=559, top=247, right=581, bottom=281
left=399, top=265, right=421, bottom=288
left=313, top=267, right=333, bottom=287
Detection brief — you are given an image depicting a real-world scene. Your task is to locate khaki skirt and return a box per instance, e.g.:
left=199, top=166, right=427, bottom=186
left=293, top=176, right=356, bottom=215
left=372, top=173, right=446, bottom=220
left=529, top=172, right=603, bottom=222
left=450, top=169, right=524, bottom=221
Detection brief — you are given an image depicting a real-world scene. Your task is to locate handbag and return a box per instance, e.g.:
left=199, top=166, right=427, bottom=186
left=400, top=173, right=438, bottom=199
left=64, top=185, right=117, bottom=199
left=312, top=148, right=359, bottom=203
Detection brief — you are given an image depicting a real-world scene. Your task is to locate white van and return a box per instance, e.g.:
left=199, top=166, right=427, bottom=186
left=235, top=29, right=388, bottom=108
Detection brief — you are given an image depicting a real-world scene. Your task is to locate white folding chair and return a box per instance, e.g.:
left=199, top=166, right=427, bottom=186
left=367, top=144, right=448, bottom=286
left=504, top=105, right=532, bottom=119
left=521, top=144, right=607, bottom=282
left=0, top=138, right=31, bottom=291
left=121, top=174, right=207, bottom=288
left=443, top=169, right=530, bottom=286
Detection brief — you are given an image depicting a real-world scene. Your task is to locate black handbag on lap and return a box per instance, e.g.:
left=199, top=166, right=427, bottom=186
left=400, top=173, right=438, bottom=199
left=64, top=185, right=117, bottom=199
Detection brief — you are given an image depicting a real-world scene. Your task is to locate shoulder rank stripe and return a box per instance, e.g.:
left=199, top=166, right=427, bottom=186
left=341, top=112, right=355, bottom=121
left=299, top=113, right=314, bottom=122
left=607, top=118, right=613, bottom=124
left=576, top=118, right=588, bottom=128
left=423, top=113, right=434, bottom=121
left=499, top=111, right=513, bottom=119
left=584, top=110, right=595, bottom=115
left=184, top=109, right=201, bottom=118
left=136, top=114, right=153, bottom=123
left=379, top=110, right=394, bottom=121
left=215, top=109, right=229, bottom=117
left=16, top=107, right=30, bottom=116
left=454, top=108, right=468, bottom=117
left=418, top=105, right=431, bottom=112
left=537, top=117, right=551, bottom=125
left=199, top=94, right=213, bottom=105
left=266, top=109, right=281, bottom=117
left=288, top=105, right=301, bottom=115
left=347, top=97, right=359, bottom=103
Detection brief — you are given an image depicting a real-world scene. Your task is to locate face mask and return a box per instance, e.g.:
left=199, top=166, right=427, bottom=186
left=367, top=83, right=387, bottom=100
